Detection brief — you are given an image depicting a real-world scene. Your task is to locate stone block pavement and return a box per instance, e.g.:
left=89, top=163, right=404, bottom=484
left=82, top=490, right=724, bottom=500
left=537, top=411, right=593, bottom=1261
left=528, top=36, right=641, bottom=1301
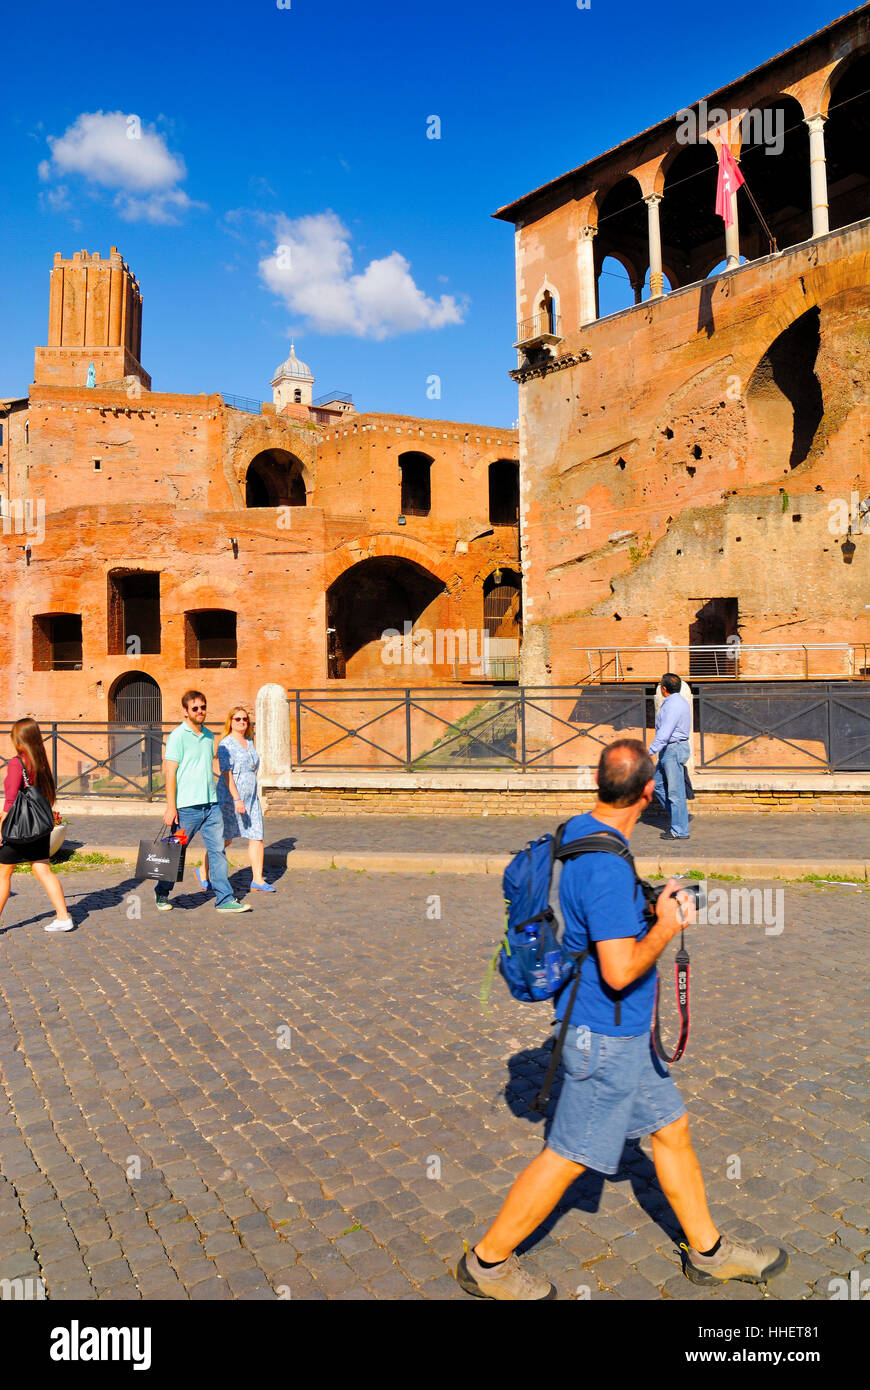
left=58, top=809, right=870, bottom=865
left=0, top=863, right=867, bottom=1301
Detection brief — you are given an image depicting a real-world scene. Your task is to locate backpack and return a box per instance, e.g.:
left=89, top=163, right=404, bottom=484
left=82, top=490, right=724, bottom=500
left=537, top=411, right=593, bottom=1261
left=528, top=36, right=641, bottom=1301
left=491, top=821, right=654, bottom=1112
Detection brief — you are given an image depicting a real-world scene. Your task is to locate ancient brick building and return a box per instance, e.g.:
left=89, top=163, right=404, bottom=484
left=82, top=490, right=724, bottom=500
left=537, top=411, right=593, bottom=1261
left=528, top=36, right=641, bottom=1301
left=496, top=5, right=869, bottom=688
left=0, top=249, right=520, bottom=731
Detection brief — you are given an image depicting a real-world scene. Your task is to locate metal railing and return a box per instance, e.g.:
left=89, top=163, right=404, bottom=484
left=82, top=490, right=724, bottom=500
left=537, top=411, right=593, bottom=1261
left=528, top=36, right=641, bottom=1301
left=0, top=722, right=222, bottom=799
left=312, top=390, right=352, bottom=407
left=221, top=394, right=263, bottom=414
left=290, top=683, right=870, bottom=774
left=515, top=311, right=562, bottom=345
left=582, top=644, right=870, bottom=683
left=1, top=684, right=867, bottom=796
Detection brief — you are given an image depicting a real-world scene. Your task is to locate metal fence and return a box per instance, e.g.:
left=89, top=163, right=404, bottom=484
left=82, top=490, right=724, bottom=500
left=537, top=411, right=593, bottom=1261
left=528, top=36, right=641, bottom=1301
left=2, top=684, right=867, bottom=796
left=0, top=723, right=222, bottom=799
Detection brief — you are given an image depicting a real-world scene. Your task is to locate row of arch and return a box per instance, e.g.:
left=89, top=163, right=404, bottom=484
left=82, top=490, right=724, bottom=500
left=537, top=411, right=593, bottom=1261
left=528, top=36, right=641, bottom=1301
left=531, top=47, right=869, bottom=325
left=244, top=448, right=520, bottom=525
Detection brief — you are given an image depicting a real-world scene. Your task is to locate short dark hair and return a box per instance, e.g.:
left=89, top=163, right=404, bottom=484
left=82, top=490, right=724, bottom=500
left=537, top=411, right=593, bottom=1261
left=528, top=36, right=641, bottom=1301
left=661, top=672, right=682, bottom=695
left=181, top=689, right=207, bottom=710
left=597, top=739, right=654, bottom=806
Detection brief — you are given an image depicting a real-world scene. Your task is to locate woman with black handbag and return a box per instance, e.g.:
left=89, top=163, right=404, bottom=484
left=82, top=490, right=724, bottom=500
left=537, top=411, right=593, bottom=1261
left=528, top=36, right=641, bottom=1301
left=0, top=718, right=73, bottom=932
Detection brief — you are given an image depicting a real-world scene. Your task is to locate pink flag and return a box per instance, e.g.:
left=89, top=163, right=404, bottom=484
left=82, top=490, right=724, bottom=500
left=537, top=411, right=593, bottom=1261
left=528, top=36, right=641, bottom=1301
left=715, top=143, right=745, bottom=228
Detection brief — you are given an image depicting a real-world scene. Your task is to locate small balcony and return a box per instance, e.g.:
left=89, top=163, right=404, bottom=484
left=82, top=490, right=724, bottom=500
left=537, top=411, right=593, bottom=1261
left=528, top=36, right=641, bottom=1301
left=514, top=311, right=562, bottom=350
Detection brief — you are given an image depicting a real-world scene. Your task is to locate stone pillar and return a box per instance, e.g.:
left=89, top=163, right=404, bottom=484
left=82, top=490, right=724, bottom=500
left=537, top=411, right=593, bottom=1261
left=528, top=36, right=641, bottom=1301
left=132, top=289, right=142, bottom=361
left=577, top=226, right=598, bottom=325
left=805, top=114, right=830, bottom=238
left=630, top=278, right=643, bottom=305
left=724, top=192, right=741, bottom=269
left=645, top=195, right=664, bottom=298
left=255, top=683, right=292, bottom=782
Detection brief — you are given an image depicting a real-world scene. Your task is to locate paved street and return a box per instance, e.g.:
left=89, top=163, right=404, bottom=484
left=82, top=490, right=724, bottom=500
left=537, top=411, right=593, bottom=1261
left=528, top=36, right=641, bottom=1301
left=0, top=865, right=867, bottom=1301
left=62, top=809, right=870, bottom=864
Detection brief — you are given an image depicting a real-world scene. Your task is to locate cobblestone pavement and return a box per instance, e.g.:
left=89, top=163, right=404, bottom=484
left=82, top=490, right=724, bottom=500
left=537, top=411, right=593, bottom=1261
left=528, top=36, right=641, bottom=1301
left=63, top=810, right=870, bottom=864
left=0, top=866, right=867, bottom=1301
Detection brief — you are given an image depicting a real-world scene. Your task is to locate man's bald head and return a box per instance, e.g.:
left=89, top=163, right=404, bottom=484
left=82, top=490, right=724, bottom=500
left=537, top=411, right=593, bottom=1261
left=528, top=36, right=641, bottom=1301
left=596, top=739, right=654, bottom=807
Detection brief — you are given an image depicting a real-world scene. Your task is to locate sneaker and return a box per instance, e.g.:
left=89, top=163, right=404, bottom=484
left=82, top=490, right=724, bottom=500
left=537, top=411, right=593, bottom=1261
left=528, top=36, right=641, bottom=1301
left=683, top=1235, right=789, bottom=1285
left=215, top=900, right=253, bottom=913
left=44, top=918, right=75, bottom=932
left=155, top=897, right=173, bottom=912
left=456, top=1247, right=556, bottom=1301
left=661, top=830, right=690, bottom=840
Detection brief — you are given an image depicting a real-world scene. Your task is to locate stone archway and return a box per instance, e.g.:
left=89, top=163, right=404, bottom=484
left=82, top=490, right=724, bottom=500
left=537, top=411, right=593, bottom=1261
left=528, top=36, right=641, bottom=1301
left=245, top=449, right=306, bottom=507
left=108, top=672, right=163, bottom=790
left=326, top=556, right=448, bottom=680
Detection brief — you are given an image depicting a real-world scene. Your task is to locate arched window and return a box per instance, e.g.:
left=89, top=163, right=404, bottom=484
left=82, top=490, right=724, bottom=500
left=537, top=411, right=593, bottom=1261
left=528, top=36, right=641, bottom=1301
left=824, top=51, right=870, bottom=232
left=326, top=557, right=446, bottom=680
left=539, top=289, right=556, bottom=335
left=399, top=452, right=432, bottom=517
left=109, top=672, right=162, bottom=723
left=294, top=389, right=302, bottom=403
left=738, top=95, right=811, bottom=254
left=245, top=449, right=306, bottom=507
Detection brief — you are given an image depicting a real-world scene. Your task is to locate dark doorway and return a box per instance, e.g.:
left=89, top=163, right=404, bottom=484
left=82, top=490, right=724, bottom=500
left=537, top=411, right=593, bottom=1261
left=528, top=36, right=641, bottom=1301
left=489, top=460, right=520, bottom=526
left=689, top=598, right=739, bottom=677
left=399, top=452, right=432, bottom=517
left=108, top=672, right=163, bottom=789
left=108, top=571, right=161, bottom=655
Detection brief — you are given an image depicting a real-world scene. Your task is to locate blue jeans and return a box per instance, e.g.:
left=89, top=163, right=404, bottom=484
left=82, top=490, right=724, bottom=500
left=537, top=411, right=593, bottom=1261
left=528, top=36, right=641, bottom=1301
left=155, top=802, right=234, bottom=907
left=658, top=741, right=691, bottom=837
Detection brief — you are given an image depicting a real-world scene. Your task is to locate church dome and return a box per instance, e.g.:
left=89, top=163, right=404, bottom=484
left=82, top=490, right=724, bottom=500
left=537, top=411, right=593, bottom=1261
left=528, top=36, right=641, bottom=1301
left=271, top=344, right=313, bottom=384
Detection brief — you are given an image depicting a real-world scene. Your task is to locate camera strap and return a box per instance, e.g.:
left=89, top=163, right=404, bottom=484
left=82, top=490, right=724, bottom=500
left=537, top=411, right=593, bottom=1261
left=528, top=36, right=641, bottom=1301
left=652, top=930, right=690, bottom=1063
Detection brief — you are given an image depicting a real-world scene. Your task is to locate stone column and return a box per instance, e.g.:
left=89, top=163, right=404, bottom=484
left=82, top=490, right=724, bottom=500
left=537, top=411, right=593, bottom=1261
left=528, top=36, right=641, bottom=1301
left=724, top=192, right=741, bottom=269
left=630, top=278, right=643, bottom=305
left=645, top=195, right=664, bottom=298
left=256, top=683, right=292, bottom=782
left=805, top=114, right=830, bottom=238
left=577, top=226, right=598, bottom=325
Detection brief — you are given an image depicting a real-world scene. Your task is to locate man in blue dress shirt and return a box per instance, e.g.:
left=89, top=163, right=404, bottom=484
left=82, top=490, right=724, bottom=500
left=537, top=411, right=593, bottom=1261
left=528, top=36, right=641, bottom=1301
left=649, top=672, right=692, bottom=839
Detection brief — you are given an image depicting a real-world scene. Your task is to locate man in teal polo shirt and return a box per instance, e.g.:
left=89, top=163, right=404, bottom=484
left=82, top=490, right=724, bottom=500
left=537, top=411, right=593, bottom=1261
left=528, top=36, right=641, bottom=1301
left=155, top=690, right=252, bottom=914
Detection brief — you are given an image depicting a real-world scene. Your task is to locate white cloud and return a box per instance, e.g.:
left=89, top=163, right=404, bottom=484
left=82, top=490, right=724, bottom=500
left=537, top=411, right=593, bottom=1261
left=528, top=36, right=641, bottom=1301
left=259, top=211, right=465, bottom=339
left=39, top=111, right=201, bottom=224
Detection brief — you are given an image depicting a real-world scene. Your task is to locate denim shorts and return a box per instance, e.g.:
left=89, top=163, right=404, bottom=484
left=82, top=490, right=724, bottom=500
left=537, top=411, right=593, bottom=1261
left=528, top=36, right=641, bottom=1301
left=547, top=1025, right=686, bottom=1175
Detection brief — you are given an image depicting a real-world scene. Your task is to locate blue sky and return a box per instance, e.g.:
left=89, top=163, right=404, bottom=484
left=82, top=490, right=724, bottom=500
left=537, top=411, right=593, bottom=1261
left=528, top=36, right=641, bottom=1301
left=0, top=0, right=845, bottom=425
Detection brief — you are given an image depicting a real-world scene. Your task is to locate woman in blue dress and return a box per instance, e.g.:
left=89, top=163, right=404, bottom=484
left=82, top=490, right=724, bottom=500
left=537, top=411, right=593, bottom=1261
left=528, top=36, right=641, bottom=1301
left=197, top=706, right=275, bottom=893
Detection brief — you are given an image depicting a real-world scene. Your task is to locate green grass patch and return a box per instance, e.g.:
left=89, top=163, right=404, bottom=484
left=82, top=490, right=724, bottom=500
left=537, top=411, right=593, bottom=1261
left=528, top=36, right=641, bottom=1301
left=794, top=872, right=867, bottom=886
left=14, top=851, right=124, bottom=875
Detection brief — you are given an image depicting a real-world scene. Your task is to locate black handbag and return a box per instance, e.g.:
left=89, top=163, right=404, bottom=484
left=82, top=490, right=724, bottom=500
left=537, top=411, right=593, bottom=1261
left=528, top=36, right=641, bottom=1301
left=3, top=757, right=56, bottom=844
left=135, top=826, right=186, bottom=883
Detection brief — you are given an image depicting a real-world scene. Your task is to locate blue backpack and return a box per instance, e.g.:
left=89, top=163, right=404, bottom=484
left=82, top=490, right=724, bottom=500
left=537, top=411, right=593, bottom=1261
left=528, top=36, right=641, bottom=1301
left=490, top=822, right=644, bottom=1112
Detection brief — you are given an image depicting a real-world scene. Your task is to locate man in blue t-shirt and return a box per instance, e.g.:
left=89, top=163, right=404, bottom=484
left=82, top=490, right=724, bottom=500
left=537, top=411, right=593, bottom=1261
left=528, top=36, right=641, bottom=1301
left=457, top=738, right=787, bottom=1301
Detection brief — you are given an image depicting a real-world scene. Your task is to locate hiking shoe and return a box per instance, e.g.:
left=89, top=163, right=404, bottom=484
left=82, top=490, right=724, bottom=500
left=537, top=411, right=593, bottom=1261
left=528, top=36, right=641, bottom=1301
left=215, top=900, right=252, bottom=913
left=44, top=918, right=75, bottom=932
left=456, top=1248, right=556, bottom=1300
left=683, top=1236, right=789, bottom=1285
left=155, top=897, right=173, bottom=912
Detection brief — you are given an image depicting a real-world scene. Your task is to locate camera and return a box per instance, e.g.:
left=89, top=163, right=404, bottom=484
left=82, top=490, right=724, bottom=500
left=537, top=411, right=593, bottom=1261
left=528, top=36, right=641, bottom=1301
left=645, top=879, right=702, bottom=923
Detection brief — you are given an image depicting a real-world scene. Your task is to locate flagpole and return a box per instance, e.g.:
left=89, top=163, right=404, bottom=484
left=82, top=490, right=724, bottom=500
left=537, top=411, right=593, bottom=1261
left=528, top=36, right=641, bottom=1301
left=739, top=180, right=778, bottom=255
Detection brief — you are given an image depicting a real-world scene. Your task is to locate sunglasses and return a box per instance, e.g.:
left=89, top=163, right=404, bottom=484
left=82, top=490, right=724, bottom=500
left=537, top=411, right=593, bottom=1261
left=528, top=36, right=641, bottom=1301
left=188, top=704, right=207, bottom=712
left=232, top=716, right=248, bottom=723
